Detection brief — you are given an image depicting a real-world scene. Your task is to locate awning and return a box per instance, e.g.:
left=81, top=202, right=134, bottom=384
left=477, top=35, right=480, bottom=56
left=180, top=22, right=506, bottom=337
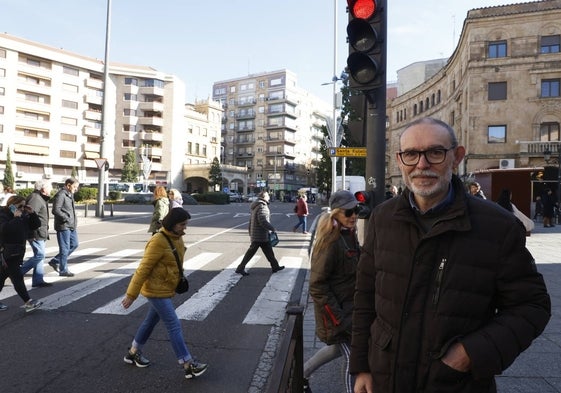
left=84, top=151, right=101, bottom=159
left=13, top=143, right=49, bottom=155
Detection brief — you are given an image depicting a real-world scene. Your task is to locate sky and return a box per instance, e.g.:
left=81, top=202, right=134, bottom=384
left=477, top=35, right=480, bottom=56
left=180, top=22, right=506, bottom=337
left=1, top=0, right=532, bottom=104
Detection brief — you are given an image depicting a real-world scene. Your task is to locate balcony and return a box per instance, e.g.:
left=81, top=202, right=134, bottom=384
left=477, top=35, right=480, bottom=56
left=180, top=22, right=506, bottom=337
left=140, top=131, right=164, bottom=142
left=139, top=116, right=164, bottom=127
left=84, top=143, right=100, bottom=153
left=236, top=126, right=255, bottom=132
left=139, top=101, right=164, bottom=112
left=85, top=78, right=103, bottom=90
left=144, top=147, right=163, bottom=157
left=139, top=85, right=164, bottom=96
left=84, top=110, right=102, bottom=121
left=84, top=93, right=103, bottom=106
left=83, top=125, right=101, bottom=137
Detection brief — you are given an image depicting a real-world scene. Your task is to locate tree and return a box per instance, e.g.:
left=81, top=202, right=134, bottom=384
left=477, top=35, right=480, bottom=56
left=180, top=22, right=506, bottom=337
left=121, top=150, right=139, bottom=182
left=208, top=157, right=223, bottom=191
left=3, top=149, right=15, bottom=189
left=71, top=166, right=78, bottom=179
left=315, top=125, right=332, bottom=194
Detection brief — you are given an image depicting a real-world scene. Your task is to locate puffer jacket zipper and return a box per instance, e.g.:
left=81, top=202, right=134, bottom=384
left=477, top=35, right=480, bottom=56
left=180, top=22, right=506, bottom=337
left=432, top=257, right=447, bottom=306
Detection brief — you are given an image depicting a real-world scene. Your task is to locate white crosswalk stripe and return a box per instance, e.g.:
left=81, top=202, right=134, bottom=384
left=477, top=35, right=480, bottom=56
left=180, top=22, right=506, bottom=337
left=243, top=256, right=302, bottom=325
left=93, top=252, right=222, bottom=315
left=41, top=249, right=143, bottom=310
left=175, top=256, right=260, bottom=321
left=0, top=247, right=106, bottom=300
left=11, top=248, right=304, bottom=326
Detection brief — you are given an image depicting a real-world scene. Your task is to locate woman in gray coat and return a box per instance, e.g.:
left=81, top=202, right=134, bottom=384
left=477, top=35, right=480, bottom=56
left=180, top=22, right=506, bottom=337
left=235, top=191, right=284, bottom=276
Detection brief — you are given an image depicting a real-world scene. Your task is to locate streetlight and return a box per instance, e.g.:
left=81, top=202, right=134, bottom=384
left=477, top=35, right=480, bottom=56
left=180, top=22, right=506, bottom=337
left=544, top=145, right=561, bottom=223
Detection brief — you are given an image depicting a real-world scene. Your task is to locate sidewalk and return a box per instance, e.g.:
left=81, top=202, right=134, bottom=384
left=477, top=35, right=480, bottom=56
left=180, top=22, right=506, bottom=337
left=301, top=222, right=561, bottom=393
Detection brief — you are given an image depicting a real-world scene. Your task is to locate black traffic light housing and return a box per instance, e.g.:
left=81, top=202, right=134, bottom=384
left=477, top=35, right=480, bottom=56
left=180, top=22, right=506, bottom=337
left=354, top=190, right=375, bottom=219
left=346, top=0, right=386, bottom=93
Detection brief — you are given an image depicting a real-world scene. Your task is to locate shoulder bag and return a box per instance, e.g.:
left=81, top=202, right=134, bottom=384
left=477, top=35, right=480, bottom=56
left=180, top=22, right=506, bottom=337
left=160, top=232, right=189, bottom=294
left=269, top=231, right=279, bottom=247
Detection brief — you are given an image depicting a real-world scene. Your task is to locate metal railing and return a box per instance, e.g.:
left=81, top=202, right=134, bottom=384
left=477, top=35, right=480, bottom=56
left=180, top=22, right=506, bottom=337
left=266, top=305, right=305, bottom=393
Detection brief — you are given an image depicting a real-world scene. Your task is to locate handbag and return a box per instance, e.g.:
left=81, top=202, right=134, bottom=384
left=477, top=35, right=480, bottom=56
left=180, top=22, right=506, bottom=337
left=160, top=232, right=189, bottom=294
left=269, top=231, right=279, bottom=247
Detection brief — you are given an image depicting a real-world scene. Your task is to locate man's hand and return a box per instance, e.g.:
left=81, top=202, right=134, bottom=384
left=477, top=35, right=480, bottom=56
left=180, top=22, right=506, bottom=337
left=354, top=372, right=374, bottom=393
left=442, top=342, right=471, bottom=372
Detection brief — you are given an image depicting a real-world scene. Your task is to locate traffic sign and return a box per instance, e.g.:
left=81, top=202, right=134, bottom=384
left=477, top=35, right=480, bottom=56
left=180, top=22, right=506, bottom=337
left=329, top=147, right=367, bottom=157
left=94, top=158, right=107, bottom=170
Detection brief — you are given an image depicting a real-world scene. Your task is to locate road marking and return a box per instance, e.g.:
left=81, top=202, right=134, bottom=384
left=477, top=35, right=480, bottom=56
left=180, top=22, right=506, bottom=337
left=40, top=249, right=142, bottom=310
left=93, top=252, right=222, bottom=315
left=243, top=256, right=302, bottom=325
left=175, top=256, right=259, bottom=321
left=1, top=247, right=107, bottom=300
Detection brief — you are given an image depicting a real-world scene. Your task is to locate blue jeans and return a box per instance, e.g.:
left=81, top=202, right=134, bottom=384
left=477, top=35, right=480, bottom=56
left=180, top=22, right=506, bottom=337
left=51, top=229, right=79, bottom=274
left=21, top=239, right=47, bottom=286
left=294, top=215, right=307, bottom=233
left=132, top=297, right=193, bottom=364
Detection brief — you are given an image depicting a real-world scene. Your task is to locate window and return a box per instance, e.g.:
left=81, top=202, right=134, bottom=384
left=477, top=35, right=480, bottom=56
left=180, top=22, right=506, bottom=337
left=124, top=93, right=137, bottom=101
left=488, top=82, right=507, bottom=100
left=63, top=66, right=79, bottom=76
left=62, top=99, right=78, bottom=109
left=123, top=125, right=137, bottom=132
left=60, top=150, right=76, bottom=159
left=0, top=49, right=5, bottom=58
left=123, top=109, right=137, bottom=116
left=0, top=106, right=4, bottom=114
left=541, top=35, right=560, bottom=54
left=125, top=77, right=138, bottom=86
left=488, top=40, right=507, bottom=58
left=143, top=79, right=164, bottom=88
left=541, top=79, right=560, bottom=97
left=61, top=117, right=77, bottom=126
left=540, top=122, right=560, bottom=141
left=0, top=87, right=4, bottom=96
left=488, top=125, right=506, bottom=143
left=0, top=68, right=5, bottom=77
left=60, top=133, right=77, bottom=142
left=122, top=139, right=136, bottom=147
left=62, top=83, right=79, bottom=92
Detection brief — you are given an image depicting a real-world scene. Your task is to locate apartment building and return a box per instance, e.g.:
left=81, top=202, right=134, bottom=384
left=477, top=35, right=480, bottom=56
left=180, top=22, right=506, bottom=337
left=387, top=1, right=561, bottom=196
left=212, top=70, right=331, bottom=198
left=0, top=33, right=219, bottom=192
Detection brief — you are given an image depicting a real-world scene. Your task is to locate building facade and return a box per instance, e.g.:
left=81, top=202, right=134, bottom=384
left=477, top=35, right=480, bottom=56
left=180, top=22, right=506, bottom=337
left=0, top=33, right=223, bottom=192
left=212, top=70, right=331, bottom=199
left=387, top=1, right=561, bottom=201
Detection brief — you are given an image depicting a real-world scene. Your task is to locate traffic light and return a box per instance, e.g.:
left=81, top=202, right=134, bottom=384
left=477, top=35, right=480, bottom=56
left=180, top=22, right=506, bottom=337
left=346, top=0, right=386, bottom=93
left=354, top=190, right=375, bottom=219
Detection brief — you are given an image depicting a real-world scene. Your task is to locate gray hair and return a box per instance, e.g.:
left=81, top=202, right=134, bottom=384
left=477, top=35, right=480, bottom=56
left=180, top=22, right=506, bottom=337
left=400, top=117, right=458, bottom=149
left=35, top=179, right=49, bottom=191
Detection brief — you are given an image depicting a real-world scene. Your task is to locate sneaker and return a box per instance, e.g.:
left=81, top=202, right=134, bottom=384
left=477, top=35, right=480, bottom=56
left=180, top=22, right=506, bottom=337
left=59, top=271, right=75, bottom=277
left=32, top=282, right=53, bottom=288
left=303, top=377, right=312, bottom=393
left=24, top=299, right=43, bottom=313
left=235, top=268, right=250, bottom=276
left=0, top=302, right=7, bottom=311
left=124, top=349, right=151, bottom=368
left=48, top=260, right=59, bottom=272
left=184, top=361, right=208, bottom=379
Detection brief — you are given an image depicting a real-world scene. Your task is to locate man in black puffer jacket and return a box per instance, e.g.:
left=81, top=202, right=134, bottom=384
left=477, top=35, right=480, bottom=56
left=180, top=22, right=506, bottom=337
left=350, top=118, right=551, bottom=393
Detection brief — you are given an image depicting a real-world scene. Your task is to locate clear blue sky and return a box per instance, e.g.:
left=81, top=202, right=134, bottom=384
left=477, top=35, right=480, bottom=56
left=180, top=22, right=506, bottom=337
left=1, top=0, right=529, bottom=104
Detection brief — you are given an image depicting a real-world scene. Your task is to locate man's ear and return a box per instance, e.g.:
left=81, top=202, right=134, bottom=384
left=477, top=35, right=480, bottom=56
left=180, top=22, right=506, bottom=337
left=453, top=146, right=466, bottom=167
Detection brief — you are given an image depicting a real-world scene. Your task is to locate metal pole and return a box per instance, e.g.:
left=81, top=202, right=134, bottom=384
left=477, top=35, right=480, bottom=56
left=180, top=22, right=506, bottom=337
left=558, top=144, right=561, bottom=223
left=96, top=0, right=111, bottom=217
left=331, top=0, right=338, bottom=195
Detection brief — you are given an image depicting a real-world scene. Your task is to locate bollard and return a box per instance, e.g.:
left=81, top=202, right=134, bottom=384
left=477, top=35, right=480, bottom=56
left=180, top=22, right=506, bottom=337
left=100, top=203, right=104, bottom=218
left=110, top=203, right=114, bottom=217
left=84, top=203, right=88, bottom=217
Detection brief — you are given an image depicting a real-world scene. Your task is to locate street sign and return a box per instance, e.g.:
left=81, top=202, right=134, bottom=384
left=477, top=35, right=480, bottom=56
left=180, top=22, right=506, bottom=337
left=94, top=158, right=107, bottom=170
left=329, top=147, right=367, bottom=157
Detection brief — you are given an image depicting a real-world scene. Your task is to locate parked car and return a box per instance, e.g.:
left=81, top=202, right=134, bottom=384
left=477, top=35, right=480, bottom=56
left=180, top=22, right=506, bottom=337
left=181, top=193, right=199, bottom=205
left=228, top=192, right=242, bottom=202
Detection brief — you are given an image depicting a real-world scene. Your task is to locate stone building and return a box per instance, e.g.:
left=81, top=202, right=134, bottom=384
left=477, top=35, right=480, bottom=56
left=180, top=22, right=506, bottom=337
left=387, top=0, right=561, bottom=199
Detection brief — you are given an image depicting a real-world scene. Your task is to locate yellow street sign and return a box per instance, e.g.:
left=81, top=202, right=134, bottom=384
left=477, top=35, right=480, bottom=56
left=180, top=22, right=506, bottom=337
left=329, top=147, right=367, bottom=157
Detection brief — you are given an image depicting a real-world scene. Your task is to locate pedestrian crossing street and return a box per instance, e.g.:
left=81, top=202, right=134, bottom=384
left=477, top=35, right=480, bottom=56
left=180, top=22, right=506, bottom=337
left=3, top=246, right=305, bottom=326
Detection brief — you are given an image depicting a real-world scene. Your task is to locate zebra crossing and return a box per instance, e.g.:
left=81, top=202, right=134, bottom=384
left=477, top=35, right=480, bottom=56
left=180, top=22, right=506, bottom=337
left=6, top=246, right=305, bottom=326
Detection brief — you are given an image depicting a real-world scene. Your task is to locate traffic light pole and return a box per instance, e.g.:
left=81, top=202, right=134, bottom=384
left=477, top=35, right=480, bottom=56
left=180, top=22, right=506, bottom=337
left=364, top=89, right=386, bottom=207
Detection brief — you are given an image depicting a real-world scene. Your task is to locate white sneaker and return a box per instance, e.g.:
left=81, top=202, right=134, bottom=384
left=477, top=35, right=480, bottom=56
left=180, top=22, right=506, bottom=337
left=24, top=299, right=43, bottom=313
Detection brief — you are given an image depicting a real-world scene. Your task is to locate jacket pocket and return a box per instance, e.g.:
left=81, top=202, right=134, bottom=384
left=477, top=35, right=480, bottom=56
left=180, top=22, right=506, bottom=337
left=371, top=317, right=392, bottom=350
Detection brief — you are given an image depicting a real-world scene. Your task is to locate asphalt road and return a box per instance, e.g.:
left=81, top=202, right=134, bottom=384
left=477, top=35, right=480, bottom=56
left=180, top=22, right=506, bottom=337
left=0, top=201, right=320, bottom=393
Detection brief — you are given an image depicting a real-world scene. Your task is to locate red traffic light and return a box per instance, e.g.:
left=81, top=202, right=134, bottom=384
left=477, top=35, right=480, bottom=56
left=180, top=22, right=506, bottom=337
left=348, top=0, right=377, bottom=20
left=354, top=191, right=369, bottom=204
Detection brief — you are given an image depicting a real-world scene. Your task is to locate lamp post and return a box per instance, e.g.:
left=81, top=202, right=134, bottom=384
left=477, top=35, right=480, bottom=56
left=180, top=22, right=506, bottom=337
left=544, top=144, right=561, bottom=223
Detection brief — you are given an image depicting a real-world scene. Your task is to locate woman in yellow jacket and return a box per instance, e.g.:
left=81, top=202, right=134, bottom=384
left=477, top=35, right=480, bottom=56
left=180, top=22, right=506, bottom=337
left=121, top=208, right=208, bottom=379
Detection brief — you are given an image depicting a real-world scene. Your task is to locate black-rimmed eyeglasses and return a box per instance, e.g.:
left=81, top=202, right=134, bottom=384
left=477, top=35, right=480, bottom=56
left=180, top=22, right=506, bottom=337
left=344, top=206, right=361, bottom=217
left=397, top=146, right=456, bottom=166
